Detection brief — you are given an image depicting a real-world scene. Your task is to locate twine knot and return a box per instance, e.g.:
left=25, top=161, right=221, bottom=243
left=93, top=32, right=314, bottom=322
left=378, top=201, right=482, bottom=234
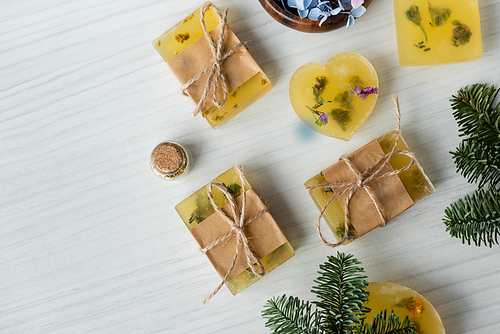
left=201, top=166, right=266, bottom=304
left=306, top=94, right=417, bottom=248
left=181, top=3, right=248, bottom=117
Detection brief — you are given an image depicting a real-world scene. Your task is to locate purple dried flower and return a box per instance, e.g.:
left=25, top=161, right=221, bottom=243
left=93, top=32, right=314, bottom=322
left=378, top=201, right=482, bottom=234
left=318, top=112, right=329, bottom=125
left=355, top=86, right=378, bottom=101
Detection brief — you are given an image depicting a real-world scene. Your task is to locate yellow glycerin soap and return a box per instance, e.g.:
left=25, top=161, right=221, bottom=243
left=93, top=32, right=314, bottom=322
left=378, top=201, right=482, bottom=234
left=305, top=130, right=435, bottom=244
left=289, top=52, right=379, bottom=141
left=153, top=2, right=271, bottom=129
left=175, top=167, right=294, bottom=296
left=365, top=282, right=445, bottom=333
left=394, top=0, right=482, bottom=66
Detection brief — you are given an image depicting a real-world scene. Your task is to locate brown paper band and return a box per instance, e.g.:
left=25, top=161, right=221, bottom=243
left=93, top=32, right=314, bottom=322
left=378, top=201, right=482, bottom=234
left=196, top=166, right=268, bottom=304
left=180, top=3, right=247, bottom=117
left=306, top=94, right=417, bottom=248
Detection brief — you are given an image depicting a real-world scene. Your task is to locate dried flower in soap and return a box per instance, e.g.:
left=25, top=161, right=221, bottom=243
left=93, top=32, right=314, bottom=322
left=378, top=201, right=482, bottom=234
left=452, top=20, right=472, bottom=47
left=355, top=86, right=378, bottom=101
left=406, top=5, right=427, bottom=42
left=428, top=3, right=451, bottom=27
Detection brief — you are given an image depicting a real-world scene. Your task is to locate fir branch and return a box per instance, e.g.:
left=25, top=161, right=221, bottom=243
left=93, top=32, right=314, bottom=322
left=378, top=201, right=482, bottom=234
left=262, top=295, right=323, bottom=334
left=450, top=83, right=500, bottom=146
left=311, top=253, right=370, bottom=333
left=360, top=310, right=417, bottom=334
left=443, top=187, right=500, bottom=247
left=451, top=138, right=500, bottom=187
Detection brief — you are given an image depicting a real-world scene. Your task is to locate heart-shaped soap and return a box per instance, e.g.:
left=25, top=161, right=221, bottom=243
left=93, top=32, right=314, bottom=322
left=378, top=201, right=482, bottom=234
left=289, top=52, right=379, bottom=140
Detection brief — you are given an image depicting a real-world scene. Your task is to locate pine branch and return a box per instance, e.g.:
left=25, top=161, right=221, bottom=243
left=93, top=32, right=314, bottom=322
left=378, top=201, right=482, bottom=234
left=450, top=83, right=500, bottom=146
left=262, top=295, right=323, bottom=334
left=311, top=252, right=369, bottom=333
left=360, top=310, right=417, bottom=334
left=443, top=187, right=500, bottom=247
left=451, top=138, right=500, bottom=187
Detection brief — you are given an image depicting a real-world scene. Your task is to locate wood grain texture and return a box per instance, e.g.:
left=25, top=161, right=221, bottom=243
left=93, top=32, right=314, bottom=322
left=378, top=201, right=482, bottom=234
left=1, top=0, right=500, bottom=333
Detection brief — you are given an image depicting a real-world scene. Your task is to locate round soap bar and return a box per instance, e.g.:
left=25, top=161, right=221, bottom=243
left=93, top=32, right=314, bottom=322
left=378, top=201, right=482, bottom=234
left=289, top=52, right=378, bottom=141
left=365, top=282, right=445, bottom=333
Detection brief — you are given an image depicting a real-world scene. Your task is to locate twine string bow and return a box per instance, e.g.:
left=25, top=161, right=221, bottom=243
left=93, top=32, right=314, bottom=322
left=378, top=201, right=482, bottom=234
left=201, top=166, right=266, bottom=304
left=306, top=94, right=417, bottom=248
left=182, top=3, right=247, bottom=117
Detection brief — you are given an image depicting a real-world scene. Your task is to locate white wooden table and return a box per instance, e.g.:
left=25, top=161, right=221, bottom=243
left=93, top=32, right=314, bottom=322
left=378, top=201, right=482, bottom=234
left=2, top=0, right=500, bottom=333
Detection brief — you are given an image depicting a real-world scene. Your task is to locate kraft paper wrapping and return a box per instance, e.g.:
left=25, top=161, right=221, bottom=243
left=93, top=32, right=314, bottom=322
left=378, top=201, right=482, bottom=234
left=190, top=188, right=288, bottom=281
left=322, top=140, right=414, bottom=237
left=167, top=24, right=261, bottom=113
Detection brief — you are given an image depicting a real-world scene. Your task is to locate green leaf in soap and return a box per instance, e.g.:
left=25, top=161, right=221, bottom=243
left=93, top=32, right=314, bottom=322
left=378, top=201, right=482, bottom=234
left=405, top=5, right=428, bottom=42
left=225, top=183, right=242, bottom=198
left=330, top=108, right=351, bottom=131
left=428, top=2, right=451, bottom=27
left=452, top=20, right=472, bottom=47
left=334, top=91, right=354, bottom=110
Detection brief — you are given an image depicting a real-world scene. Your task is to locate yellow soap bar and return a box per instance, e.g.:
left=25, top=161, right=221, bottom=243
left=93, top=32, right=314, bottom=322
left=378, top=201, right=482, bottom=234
left=394, top=0, right=482, bottom=66
left=365, top=282, right=445, bottom=333
left=289, top=53, right=379, bottom=141
left=153, top=2, right=271, bottom=129
left=175, top=167, right=294, bottom=295
left=304, top=130, right=435, bottom=244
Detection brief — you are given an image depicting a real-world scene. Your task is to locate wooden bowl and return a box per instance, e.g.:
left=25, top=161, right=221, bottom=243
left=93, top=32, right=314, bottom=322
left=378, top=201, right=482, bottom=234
left=258, top=0, right=373, bottom=33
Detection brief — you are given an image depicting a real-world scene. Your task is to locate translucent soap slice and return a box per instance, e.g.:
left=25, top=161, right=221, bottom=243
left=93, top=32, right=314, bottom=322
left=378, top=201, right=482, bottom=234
left=175, top=167, right=294, bottom=295
left=153, top=2, right=272, bottom=129
left=365, top=282, right=445, bottom=333
left=394, top=0, right=482, bottom=66
left=289, top=52, right=379, bottom=141
left=304, top=130, right=435, bottom=244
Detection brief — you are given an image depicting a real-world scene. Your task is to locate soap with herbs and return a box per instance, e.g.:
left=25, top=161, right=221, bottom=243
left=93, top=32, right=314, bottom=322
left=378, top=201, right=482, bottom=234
left=365, top=282, right=445, bottom=333
left=393, top=0, right=482, bottom=66
left=153, top=2, right=271, bottom=129
left=305, top=130, right=435, bottom=244
left=289, top=52, right=379, bottom=141
left=175, top=166, right=294, bottom=297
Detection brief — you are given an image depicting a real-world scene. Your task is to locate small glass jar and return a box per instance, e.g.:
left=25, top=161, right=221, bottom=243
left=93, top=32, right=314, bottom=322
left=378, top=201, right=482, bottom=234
left=150, top=141, right=191, bottom=180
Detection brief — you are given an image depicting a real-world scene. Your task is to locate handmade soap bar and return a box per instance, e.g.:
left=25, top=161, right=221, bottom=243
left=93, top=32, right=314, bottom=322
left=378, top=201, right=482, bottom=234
left=153, top=2, right=271, bottom=129
left=175, top=166, right=294, bottom=296
left=289, top=52, right=378, bottom=141
left=305, top=130, right=434, bottom=244
left=365, top=282, right=445, bottom=333
left=394, top=0, right=482, bottom=66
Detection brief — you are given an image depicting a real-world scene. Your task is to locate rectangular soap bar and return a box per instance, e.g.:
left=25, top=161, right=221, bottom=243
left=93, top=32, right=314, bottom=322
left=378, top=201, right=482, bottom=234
left=153, top=2, right=272, bottom=129
left=175, top=167, right=294, bottom=295
left=304, top=130, right=435, bottom=244
left=393, top=0, right=482, bottom=66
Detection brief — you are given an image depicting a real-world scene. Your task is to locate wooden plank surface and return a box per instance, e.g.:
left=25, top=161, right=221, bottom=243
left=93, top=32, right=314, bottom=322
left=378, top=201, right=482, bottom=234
left=1, top=0, right=500, bottom=333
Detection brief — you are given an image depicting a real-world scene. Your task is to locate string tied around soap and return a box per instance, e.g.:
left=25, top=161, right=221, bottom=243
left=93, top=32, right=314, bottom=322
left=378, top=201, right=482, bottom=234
left=201, top=165, right=266, bottom=304
left=306, top=93, right=417, bottom=248
left=181, top=3, right=248, bottom=117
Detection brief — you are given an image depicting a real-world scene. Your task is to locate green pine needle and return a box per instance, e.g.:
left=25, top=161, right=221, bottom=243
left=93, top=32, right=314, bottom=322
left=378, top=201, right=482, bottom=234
left=262, top=253, right=417, bottom=334
left=262, top=295, right=323, bottom=334
left=312, top=253, right=369, bottom=333
left=360, top=310, right=417, bottom=334
left=450, top=83, right=500, bottom=146
left=452, top=138, right=500, bottom=187
left=444, top=187, right=500, bottom=247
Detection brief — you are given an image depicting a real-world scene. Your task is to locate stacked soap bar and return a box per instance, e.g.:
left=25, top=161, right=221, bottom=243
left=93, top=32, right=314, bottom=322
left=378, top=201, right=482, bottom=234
left=153, top=2, right=271, bottom=129
left=289, top=53, right=379, bottom=141
left=394, top=0, right=482, bottom=66
left=305, top=130, right=434, bottom=244
left=365, top=282, right=445, bottom=333
left=175, top=166, right=294, bottom=295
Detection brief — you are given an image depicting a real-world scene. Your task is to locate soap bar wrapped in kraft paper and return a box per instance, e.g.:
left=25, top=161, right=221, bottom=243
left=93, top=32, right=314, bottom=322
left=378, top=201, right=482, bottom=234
left=153, top=2, right=271, bottom=129
left=175, top=166, right=294, bottom=304
left=305, top=94, right=435, bottom=247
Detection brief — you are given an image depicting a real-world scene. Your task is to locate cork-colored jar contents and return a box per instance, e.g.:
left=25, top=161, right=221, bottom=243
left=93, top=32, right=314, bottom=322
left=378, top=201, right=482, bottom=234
left=150, top=142, right=190, bottom=180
